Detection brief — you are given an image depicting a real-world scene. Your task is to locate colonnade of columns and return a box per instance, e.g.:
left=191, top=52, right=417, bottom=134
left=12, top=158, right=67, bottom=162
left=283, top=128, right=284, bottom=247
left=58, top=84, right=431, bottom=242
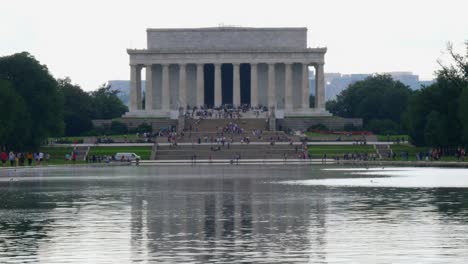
left=129, top=62, right=326, bottom=114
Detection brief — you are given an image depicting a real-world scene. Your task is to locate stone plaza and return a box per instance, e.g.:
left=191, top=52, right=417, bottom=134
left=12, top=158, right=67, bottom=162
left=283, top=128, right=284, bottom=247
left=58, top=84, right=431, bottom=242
left=124, top=27, right=331, bottom=119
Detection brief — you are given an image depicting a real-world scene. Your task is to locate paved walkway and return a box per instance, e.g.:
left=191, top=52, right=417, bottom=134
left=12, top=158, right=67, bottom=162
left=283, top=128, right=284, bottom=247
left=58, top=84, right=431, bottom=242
left=137, top=158, right=336, bottom=165
left=2, top=159, right=468, bottom=170
left=48, top=141, right=395, bottom=147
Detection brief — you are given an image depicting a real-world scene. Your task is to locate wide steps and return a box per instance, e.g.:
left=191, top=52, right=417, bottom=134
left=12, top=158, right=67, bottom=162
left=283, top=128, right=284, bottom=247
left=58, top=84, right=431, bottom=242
left=154, top=144, right=301, bottom=160
left=187, top=118, right=267, bottom=132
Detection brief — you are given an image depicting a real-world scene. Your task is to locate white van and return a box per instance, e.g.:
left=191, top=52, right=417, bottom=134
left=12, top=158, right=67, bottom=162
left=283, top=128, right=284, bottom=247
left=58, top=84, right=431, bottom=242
left=115, top=152, right=141, bottom=161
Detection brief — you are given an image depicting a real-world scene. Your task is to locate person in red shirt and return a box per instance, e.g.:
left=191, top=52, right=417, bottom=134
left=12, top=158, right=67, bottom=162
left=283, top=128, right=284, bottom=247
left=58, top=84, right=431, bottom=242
left=71, top=152, right=77, bottom=163
left=0, top=151, right=7, bottom=167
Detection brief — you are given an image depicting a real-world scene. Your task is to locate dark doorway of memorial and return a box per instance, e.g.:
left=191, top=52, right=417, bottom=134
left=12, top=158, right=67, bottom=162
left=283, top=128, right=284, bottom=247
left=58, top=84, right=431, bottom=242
left=240, top=63, right=251, bottom=106
left=203, top=64, right=214, bottom=108
left=221, top=63, right=233, bottom=105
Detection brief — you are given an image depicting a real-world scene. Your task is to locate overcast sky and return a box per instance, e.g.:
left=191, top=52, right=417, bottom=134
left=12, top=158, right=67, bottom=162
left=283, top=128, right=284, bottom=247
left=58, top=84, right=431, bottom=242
left=1, top=0, right=467, bottom=91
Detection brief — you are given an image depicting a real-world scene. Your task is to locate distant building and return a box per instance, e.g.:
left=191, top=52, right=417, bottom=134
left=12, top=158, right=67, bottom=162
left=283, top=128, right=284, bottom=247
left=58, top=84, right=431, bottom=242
left=309, top=71, right=434, bottom=101
left=109, top=80, right=145, bottom=107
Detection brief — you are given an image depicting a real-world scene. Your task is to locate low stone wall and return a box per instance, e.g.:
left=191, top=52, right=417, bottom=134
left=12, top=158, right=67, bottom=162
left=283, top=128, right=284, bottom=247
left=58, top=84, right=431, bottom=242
left=93, top=118, right=177, bottom=131
left=277, top=116, right=363, bottom=131
left=93, top=116, right=362, bottom=132
left=121, top=118, right=177, bottom=130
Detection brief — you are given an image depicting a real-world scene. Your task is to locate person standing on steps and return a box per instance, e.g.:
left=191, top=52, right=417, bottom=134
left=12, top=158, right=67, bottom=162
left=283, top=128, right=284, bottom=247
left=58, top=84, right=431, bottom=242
left=9, top=151, right=15, bottom=167
left=0, top=151, right=7, bottom=167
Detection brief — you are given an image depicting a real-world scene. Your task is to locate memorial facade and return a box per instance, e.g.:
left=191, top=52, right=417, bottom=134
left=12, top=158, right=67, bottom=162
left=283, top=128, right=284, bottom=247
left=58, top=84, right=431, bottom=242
left=124, top=27, right=331, bottom=119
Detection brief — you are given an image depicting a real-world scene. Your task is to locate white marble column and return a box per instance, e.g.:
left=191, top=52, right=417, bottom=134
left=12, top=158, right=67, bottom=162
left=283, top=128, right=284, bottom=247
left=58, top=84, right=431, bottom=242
left=196, top=63, right=204, bottom=107
left=145, top=64, right=153, bottom=111
left=233, top=63, right=240, bottom=106
left=284, top=63, right=293, bottom=111
left=135, top=66, right=143, bottom=110
left=214, top=63, right=222, bottom=107
left=302, top=63, right=310, bottom=109
left=268, top=63, right=276, bottom=108
left=129, top=64, right=139, bottom=111
left=250, top=63, right=258, bottom=107
left=179, top=63, right=186, bottom=109
left=161, top=64, right=170, bottom=111
left=315, top=63, right=325, bottom=109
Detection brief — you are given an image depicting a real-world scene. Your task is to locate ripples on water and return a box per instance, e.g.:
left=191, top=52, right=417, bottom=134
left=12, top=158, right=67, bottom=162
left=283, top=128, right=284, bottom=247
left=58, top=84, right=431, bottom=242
left=1, top=165, right=468, bottom=263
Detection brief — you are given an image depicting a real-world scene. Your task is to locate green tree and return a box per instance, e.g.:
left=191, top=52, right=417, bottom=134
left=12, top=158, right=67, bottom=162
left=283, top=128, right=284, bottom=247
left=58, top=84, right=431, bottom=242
left=58, top=78, right=94, bottom=136
left=424, top=111, right=448, bottom=147
left=405, top=42, right=467, bottom=146
left=90, top=84, right=128, bottom=119
left=0, top=80, right=31, bottom=150
left=0, top=52, right=63, bottom=149
left=326, top=74, right=412, bottom=133
left=110, top=121, right=128, bottom=134
left=459, top=87, right=468, bottom=143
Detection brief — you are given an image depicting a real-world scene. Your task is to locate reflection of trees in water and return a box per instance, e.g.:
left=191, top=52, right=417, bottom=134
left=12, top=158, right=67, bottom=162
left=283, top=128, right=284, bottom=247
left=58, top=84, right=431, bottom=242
left=128, top=172, right=328, bottom=262
left=325, top=186, right=468, bottom=224
left=431, top=188, right=468, bottom=218
left=0, top=191, right=56, bottom=261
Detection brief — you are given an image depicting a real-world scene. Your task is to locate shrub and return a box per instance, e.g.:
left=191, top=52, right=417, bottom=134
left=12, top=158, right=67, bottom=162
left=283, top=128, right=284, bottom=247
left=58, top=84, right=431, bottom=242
left=365, top=119, right=399, bottom=134
left=308, top=123, right=329, bottom=131
left=136, top=123, right=152, bottom=133
left=344, top=123, right=361, bottom=131
left=110, top=121, right=128, bottom=134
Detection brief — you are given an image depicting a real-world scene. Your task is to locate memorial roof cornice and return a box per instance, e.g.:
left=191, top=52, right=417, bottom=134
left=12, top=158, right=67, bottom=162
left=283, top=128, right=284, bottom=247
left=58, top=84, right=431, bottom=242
left=127, top=48, right=327, bottom=54
left=146, top=27, right=307, bottom=32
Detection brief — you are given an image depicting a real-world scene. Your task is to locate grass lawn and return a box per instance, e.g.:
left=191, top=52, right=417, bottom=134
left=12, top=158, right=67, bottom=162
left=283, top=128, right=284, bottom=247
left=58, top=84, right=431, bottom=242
left=103, top=134, right=139, bottom=140
left=39, top=146, right=152, bottom=162
left=308, top=145, right=375, bottom=158
left=389, top=144, right=461, bottom=161
left=88, top=146, right=152, bottom=160
left=377, top=134, right=409, bottom=141
left=51, top=134, right=139, bottom=142
left=39, top=147, right=73, bottom=160
left=304, top=132, right=326, bottom=137
left=31, top=147, right=84, bottom=165
left=389, top=144, right=426, bottom=161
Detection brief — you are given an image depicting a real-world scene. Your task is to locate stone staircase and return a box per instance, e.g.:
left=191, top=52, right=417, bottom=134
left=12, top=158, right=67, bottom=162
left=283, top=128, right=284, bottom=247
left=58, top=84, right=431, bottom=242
left=186, top=118, right=268, bottom=132
left=174, top=131, right=295, bottom=143
left=73, top=146, right=90, bottom=161
left=173, top=118, right=293, bottom=143
left=153, top=144, right=301, bottom=160
left=375, top=144, right=392, bottom=159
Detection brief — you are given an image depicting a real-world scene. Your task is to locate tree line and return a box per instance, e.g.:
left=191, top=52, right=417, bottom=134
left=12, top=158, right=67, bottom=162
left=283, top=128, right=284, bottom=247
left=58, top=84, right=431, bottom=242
left=326, top=42, right=468, bottom=147
left=1, top=44, right=467, bottom=149
left=0, top=52, right=127, bottom=150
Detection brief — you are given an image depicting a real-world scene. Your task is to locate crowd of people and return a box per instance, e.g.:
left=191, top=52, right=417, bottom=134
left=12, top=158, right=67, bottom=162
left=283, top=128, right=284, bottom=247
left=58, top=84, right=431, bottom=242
left=220, top=122, right=244, bottom=134
left=412, top=147, right=466, bottom=161
left=334, top=152, right=379, bottom=161
left=0, top=151, right=51, bottom=167
left=185, top=104, right=269, bottom=120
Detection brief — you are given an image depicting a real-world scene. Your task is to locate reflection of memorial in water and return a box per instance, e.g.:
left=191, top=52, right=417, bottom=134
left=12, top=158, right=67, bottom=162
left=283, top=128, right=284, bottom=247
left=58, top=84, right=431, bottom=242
left=128, top=167, right=331, bottom=262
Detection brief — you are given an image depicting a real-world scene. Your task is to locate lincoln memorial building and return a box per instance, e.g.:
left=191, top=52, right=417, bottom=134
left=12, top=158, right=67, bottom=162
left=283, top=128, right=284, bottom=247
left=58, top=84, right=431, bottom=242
left=124, top=27, right=331, bottom=119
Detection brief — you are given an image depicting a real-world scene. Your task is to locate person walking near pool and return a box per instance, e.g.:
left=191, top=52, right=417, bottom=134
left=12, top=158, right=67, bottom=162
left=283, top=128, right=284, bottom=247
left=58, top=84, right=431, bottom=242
left=39, top=152, right=44, bottom=165
left=0, top=151, right=7, bottom=167
left=71, top=152, right=77, bottom=163
left=9, top=151, right=15, bottom=167
left=19, top=153, right=25, bottom=166
left=27, top=152, right=33, bottom=166
left=15, top=153, right=19, bottom=167
left=34, top=152, right=40, bottom=165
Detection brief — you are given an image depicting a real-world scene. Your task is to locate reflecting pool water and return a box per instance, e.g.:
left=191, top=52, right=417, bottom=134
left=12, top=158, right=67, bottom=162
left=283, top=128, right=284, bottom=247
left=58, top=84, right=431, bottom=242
left=1, top=165, right=468, bottom=263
